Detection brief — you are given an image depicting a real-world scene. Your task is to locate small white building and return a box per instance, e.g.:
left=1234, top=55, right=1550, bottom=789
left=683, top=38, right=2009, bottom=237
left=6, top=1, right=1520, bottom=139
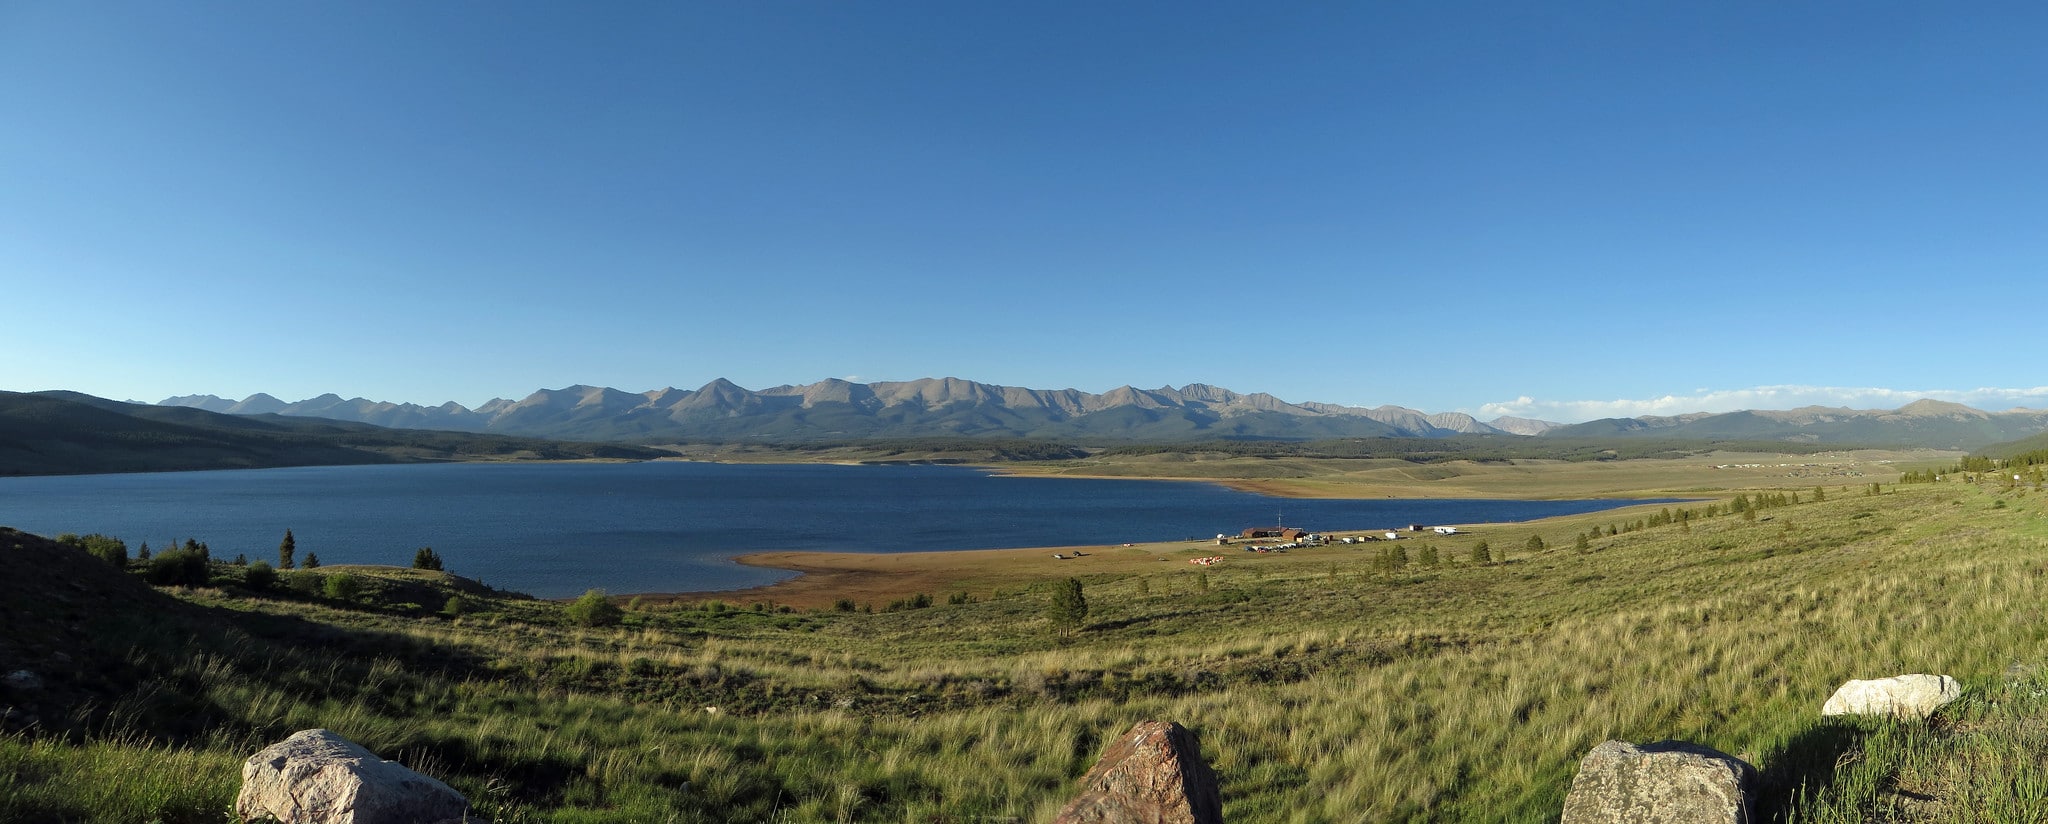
left=1433, top=526, right=1458, bottom=535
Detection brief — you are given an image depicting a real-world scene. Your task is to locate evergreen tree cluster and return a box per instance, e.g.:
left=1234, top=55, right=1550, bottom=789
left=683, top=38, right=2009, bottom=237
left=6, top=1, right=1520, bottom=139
left=413, top=546, right=445, bottom=571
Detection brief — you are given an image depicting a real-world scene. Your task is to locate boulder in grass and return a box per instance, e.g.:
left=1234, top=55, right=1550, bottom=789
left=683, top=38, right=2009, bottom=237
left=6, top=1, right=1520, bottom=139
left=1560, top=739, right=1755, bottom=824
left=1053, top=720, right=1222, bottom=824
left=1822, top=674, right=1962, bottom=720
left=236, top=729, right=471, bottom=824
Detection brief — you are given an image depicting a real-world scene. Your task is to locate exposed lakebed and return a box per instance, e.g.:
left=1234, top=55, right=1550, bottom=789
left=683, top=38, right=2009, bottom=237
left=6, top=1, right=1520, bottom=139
left=0, top=461, right=1679, bottom=598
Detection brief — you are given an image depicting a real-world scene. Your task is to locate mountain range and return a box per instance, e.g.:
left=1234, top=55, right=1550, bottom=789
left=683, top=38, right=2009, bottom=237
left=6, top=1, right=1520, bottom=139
left=158, top=379, right=2048, bottom=449
left=160, top=379, right=1526, bottom=443
left=0, top=390, right=667, bottom=476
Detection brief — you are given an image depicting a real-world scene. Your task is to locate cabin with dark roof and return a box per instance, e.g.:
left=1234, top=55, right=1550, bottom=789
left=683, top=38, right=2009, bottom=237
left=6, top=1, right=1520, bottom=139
left=1240, top=527, right=1308, bottom=540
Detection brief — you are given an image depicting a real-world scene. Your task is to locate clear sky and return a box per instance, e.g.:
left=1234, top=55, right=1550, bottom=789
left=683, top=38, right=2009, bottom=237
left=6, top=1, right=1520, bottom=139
left=4, top=2, right=2045, bottom=423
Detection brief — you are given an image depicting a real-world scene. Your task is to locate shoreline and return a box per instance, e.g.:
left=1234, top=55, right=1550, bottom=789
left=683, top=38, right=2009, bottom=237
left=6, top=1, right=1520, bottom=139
left=629, top=498, right=1695, bottom=609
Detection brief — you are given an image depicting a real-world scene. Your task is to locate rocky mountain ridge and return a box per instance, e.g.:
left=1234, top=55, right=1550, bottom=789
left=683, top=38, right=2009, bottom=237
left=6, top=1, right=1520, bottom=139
left=157, top=379, right=2048, bottom=448
left=159, top=378, right=1533, bottom=442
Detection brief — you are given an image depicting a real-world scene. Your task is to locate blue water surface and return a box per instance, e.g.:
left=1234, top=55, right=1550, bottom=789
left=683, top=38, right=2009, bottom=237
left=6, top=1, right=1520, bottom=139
left=0, top=462, right=1677, bottom=598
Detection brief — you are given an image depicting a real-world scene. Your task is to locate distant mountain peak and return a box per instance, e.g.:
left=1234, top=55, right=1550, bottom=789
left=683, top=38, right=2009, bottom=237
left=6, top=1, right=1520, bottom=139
left=228, top=393, right=286, bottom=415
left=1895, top=398, right=1987, bottom=418
left=1487, top=415, right=1563, bottom=436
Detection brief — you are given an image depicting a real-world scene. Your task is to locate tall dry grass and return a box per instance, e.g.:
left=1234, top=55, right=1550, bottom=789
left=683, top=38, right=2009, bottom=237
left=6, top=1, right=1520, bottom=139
left=11, top=480, right=2047, bottom=821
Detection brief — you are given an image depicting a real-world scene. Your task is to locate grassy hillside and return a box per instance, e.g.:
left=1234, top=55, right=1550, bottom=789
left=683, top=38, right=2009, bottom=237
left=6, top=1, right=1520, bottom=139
left=0, top=391, right=670, bottom=476
left=6, top=474, right=2047, bottom=821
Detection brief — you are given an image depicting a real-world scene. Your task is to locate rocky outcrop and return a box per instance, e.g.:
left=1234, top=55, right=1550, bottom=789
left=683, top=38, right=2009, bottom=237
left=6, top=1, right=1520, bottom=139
left=1053, top=721, right=1223, bottom=824
left=236, top=729, right=471, bottom=824
left=1822, top=674, right=1962, bottom=720
left=1560, top=739, right=1755, bottom=824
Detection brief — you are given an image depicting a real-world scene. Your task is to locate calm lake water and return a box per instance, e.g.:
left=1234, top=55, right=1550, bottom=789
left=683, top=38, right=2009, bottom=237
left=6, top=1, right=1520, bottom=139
left=0, top=462, right=1676, bottom=598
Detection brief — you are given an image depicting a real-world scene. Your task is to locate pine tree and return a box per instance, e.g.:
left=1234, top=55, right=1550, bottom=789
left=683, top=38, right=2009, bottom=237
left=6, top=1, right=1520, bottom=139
left=1047, top=577, right=1088, bottom=637
left=1469, top=541, right=1492, bottom=565
left=303, top=552, right=320, bottom=569
left=412, top=547, right=445, bottom=571
left=279, top=529, right=297, bottom=570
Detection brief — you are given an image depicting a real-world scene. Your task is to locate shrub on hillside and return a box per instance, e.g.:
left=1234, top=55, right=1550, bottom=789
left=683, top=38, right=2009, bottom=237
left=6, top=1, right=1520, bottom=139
left=145, top=549, right=211, bottom=587
left=59, top=533, right=129, bottom=568
left=285, top=570, right=321, bottom=596
left=244, top=561, right=277, bottom=591
left=567, top=589, right=623, bottom=627
left=323, top=572, right=364, bottom=601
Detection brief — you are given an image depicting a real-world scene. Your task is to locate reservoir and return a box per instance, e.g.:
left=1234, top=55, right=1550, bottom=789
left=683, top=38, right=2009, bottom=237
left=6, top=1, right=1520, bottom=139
left=0, top=462, right=1677, bottom=598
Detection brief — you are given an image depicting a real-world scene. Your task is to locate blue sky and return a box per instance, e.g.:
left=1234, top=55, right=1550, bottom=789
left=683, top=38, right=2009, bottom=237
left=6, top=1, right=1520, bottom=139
left=4, top=2, right=2045, bottom=423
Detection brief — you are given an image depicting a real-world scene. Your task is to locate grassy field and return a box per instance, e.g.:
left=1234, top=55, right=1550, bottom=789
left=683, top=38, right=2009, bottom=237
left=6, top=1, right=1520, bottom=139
left=4, top=455, right=2043, bottom=822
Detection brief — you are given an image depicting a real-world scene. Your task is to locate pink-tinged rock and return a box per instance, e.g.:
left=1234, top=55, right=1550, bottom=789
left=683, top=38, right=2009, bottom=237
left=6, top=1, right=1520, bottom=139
left=236, top=729, right=471, bottom=824
left=1053, top=720, right=1223, bottom=824
left=1560, top=739, right=1755, bottom=824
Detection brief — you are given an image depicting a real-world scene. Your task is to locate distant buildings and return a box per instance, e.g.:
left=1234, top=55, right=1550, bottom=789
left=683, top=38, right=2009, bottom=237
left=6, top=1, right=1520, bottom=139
left=1240, top=527, right=1308, bottom=540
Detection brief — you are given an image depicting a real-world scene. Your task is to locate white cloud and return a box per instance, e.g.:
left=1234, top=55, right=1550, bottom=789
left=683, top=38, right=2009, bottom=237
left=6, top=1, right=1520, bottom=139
left=1477, top=385, right=2048, bottom=424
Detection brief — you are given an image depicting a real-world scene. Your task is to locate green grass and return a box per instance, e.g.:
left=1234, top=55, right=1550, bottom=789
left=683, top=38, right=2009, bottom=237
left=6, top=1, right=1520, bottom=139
left=6, top=479, right=2047, bottom=821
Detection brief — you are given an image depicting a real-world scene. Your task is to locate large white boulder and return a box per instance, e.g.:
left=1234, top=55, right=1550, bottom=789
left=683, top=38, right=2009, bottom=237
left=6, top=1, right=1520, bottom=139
left=1560, top=739, right=1755, bottom=824
left=236, top=728, right=471, bottom=824
left=1822, top=674, right=1962, bottom=720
